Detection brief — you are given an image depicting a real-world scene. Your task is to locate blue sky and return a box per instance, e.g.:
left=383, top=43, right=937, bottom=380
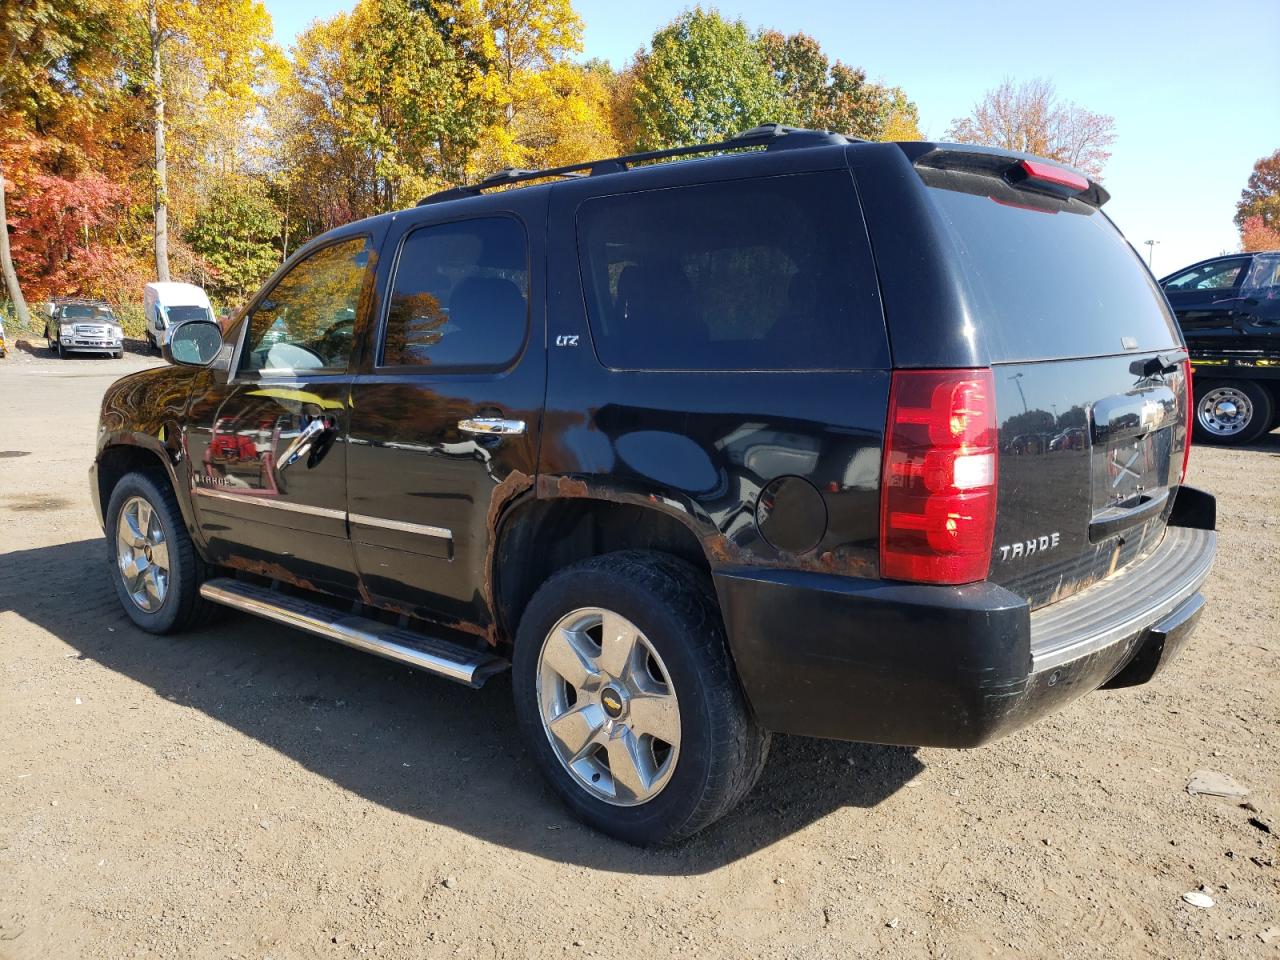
left=266, top=0, right=1280, bottom=275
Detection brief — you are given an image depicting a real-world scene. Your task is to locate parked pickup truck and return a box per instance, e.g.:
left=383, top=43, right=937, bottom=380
left=91, top=126, right=1217, bottom=845
left=46, top=299, right=124, bottom=358
left=1161, top=251, right=1280, bottom=444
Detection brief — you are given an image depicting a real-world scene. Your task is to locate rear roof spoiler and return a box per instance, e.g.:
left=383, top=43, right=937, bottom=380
left=896, top=141, right=1110, bottom=208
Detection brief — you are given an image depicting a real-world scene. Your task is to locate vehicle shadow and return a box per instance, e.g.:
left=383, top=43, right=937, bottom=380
left=1235, top=428, right=1280, bottom=455
left=0, top=538, right=923, bottom=874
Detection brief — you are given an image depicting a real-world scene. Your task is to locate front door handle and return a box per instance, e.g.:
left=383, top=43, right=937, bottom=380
left=280, top=417, right=331, bottom=470
left=458, top=417, right=526, bottom=436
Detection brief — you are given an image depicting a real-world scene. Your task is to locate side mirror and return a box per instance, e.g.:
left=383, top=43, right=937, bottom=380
left=163, top=320, right=228, bottom=369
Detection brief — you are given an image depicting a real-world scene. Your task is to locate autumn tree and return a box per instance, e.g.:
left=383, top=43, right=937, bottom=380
left=758, top=30, right=920, bottom=141
left=1235, top=149, right=1280, bottom=251
left=134, top=0, right=278, bottom=282
left=945, top=77, right=1115, bottom=178
left=0, top=0, right=115, bottom=326
left=464, top=0, right=622, bottom=172
left=629, top=7, right=781, bottom=149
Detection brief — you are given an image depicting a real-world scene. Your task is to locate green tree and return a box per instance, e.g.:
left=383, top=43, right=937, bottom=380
left=629, top=7, right=781, bottom=149
left=185, top=176, right=281, bottom=301
left=758, top=30, right=921, bottom=141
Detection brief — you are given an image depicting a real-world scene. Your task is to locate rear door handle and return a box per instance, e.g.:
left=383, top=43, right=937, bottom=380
left=458, top=417, right=526, bottom=436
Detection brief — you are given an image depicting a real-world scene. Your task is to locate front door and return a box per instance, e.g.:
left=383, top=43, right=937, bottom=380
left=185, top=233, right=376, bottom=596
left=347, top=204, right=545, bottom=634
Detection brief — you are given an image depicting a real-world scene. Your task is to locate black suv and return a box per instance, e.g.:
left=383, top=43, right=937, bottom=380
left=1160, top=251, right=1280, bottom=444
left=91, top=126, right=1217, bottom=845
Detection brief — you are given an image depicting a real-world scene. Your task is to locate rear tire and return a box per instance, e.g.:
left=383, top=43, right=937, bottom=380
left=512, top=550, right=769, bottom=846
left=1192, top=379, right=1273, bottom=445
left=105, top=470, right=218, bottom=634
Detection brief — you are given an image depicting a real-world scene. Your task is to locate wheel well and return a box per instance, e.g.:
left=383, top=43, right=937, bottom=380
left=97, top=445, right=172, bottom=513
left=493, top=499, right=713, bottom=645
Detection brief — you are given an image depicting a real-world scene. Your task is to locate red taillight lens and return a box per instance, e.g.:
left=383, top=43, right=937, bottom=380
left=1180, top=360, right=1194, bottom=482
left=1018, top=159, right=1089, bottom=192
left=880, top=368, right=999, bottom=584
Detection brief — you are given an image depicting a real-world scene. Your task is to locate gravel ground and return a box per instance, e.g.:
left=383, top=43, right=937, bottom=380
left=1, top=339, right=1278, bottom=959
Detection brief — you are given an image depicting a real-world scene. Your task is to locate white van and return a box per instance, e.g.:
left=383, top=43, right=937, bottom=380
left=143, top=282, right=214, bottom=351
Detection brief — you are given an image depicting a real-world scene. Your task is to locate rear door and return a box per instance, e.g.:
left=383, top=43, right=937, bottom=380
left=1235, top=253, right=1280, bottom=332
left=543, top=152, right=892, bottom=579
left=346, top=196, right=546, bottom=633
left=907, top=157, right=1189, bottom=608
left=185, top=232, right=376, bottom=596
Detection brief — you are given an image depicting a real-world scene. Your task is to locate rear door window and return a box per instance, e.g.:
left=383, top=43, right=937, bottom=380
left=575, top=171, right=888, bottom=371
left=923, top=185, right=1180, bottom=362
left=381, top=217, right=529, bottom=370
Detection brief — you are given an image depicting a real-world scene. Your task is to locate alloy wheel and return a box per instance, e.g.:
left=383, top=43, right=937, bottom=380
left=536, top=607, right=681, bottom=806
left=115, top=495, right=170, bottom=612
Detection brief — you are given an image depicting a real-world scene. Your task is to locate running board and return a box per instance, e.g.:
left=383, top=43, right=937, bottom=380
left=199, top=578, right=509, bottom=688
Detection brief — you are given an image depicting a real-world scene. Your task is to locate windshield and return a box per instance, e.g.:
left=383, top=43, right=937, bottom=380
left=62, top=305, right=96, bottom=319
left=166, top=304, right=211, bottom=324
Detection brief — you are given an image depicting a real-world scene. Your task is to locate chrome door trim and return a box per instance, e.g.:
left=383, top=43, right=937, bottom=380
left=348, top=513, right=453, bottom=541
left=193, top=486, right=348, bottom=521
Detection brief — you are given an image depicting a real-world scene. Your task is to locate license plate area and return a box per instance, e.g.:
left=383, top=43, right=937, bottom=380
left=1087, top=427, right=1172, bottom=541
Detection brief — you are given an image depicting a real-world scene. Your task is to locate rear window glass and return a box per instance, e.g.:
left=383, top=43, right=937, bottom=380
left=576, top=172, right=888, bottom=371
left=925, top=186, right=1180, bottom=362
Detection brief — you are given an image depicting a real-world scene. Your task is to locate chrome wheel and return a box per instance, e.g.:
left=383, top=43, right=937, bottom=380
left=115, top=495, right=170, bottom=612
left=1197, top=386, right=1253, bottom=437
left=536, top=607, right=681, bottom=806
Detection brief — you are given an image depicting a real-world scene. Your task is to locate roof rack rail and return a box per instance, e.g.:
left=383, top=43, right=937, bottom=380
left=417, top=123, right=855, bottom=206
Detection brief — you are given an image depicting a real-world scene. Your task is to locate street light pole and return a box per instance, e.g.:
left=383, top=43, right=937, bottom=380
left=1144, top=239, right=1160, bottom=269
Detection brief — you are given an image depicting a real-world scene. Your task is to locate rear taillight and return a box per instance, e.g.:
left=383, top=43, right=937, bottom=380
left=1180, top=360, right=1194, bottom=482
left=880, top=368, right=998, bottom=584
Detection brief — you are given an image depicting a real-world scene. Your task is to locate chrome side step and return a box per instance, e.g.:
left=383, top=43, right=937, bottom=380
left=199, top=577, right=509, bottom=688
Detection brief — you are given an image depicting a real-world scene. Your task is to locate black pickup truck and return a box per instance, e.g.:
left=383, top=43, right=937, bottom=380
left=91, top=126, right=1217, bottom=845
left=1160, top=251, right=1280, bottom=444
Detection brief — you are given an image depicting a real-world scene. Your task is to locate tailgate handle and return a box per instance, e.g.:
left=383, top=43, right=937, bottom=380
left=1088, top=489, right=1170, bottom=543
left=1128, top=353, right=1180, bottom=378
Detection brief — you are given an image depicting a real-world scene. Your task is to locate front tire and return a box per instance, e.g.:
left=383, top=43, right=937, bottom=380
left=1192, top=379, right=1273, bottom=445
left=105, top=470, right=217, bottom=634
left=512, top=551, right=769, bottom=845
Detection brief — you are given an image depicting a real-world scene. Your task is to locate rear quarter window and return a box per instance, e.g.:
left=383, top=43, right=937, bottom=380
left=924, top=183, right=1181, bottom=362
left=575, top=171, right=888, bottom=371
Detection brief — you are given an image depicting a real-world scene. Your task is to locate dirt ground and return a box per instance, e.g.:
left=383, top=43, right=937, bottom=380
left=1, top=338, right=1277, bottom=960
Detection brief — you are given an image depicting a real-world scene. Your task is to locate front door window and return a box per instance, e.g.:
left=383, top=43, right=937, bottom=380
left=241, top=237, right=371, bottom=375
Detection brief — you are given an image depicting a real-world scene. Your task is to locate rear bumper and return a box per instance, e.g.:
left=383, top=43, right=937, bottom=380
left=715, top=517, right=1215, bottom=748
